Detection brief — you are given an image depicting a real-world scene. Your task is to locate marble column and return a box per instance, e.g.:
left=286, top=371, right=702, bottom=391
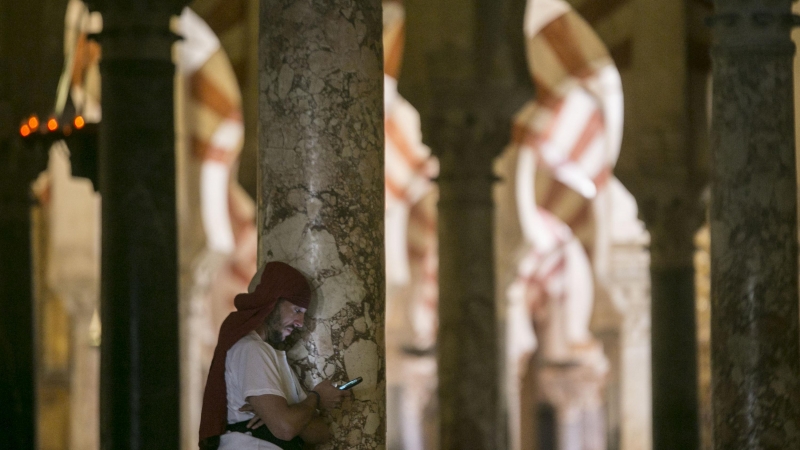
left=608, top=244, right=653, bottom=450
left=400, top=0, right=531, bottom=447
left=47, top=147, right=102, bottom=450
left=0, top=0, right=68, bottom=444
left=0, top=139, right=39, bottom=449
left=708, top=0, right=800, bottom=447
left=435, top=113, right=505, bottom=450
left=258, top=1, right=385, bottom=448
left=0, top=113, right=53, bottom=450
left=640, top=195, right=702, bottom=450
left=88, top=1, right=185, bottom=448
left=616, top=0, right=707, bottom=446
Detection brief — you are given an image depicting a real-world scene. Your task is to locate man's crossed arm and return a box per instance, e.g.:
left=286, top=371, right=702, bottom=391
left=244, top=379, right=349, bottom=444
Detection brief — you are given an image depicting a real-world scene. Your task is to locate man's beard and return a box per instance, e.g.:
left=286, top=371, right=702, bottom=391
left=265, top=308, right=286, bottom=347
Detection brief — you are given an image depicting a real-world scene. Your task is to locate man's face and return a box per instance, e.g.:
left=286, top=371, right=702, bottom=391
left=264, top=299, right=306, bottom=345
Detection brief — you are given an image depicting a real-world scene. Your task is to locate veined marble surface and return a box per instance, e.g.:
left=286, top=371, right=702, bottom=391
left=710, top=8, right=800, bottom=446
left=258, top=0, right=385, bottom=448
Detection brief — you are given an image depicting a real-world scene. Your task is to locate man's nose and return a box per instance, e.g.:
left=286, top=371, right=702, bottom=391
left=293, top=314, right=304, bottom=328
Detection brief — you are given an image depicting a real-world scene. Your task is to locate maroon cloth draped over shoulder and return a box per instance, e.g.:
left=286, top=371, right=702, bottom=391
left=198, top=261, right=311, bottom=446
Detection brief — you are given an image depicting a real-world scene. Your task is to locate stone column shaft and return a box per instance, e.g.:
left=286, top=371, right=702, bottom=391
left=638, top=182, right=703, bottom=450
left=89, top=3, right=184, bottom=448
left=0, top=0, right=68, bottom=444
left=401, top=1, right=529, bottom=447
left=258, top=1, right=385, bottom=448
left=650, top=265, right=698, bottom=449
left=0, top=165, right=36, bottom=449
left=709, top=0, right=800, bottom=447
left=437, top=144, right=501, bottom=450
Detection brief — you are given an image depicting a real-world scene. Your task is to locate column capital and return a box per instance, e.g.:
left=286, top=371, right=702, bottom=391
left=618, top=125, right=706, bottom=269
left=85, top=0, right=186, bottom=61
left=85, top=0, right=185, bottom=15
left=634, top=180, right=705, bottom=270
left=708, top=0, right=796, bottom=54
left=424, top=82, right=531, bottom=156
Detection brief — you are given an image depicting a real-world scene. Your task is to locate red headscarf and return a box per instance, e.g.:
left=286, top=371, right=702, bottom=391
left=198, top=261, right=311, bottom=446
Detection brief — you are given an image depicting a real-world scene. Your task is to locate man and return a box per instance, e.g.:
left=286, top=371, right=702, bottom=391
left=199, top=261, right=349, bottom=449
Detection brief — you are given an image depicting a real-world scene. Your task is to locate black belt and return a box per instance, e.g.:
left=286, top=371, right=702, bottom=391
left=225, top=420, right=305, bottom=450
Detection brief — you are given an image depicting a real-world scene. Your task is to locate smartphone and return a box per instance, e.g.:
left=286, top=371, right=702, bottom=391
left=338, top=377, right=363, bottom=390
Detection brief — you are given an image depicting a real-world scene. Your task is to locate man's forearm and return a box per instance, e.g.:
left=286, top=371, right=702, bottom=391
left=276, top=395, right=318, bottom=439
left=249, top=394, right=318, bottom=441
left=299, top=416, right=331, bottom=444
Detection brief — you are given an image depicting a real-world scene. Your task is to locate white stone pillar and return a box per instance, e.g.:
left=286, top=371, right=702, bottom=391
left=258, top=1, right=386, bottom=448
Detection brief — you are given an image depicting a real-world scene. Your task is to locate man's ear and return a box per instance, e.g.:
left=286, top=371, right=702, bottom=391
left=248, top=263, right=266, bottom=294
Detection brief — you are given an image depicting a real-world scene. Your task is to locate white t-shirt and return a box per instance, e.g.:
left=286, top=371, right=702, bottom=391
left=219, top=331, right=307, bottom=450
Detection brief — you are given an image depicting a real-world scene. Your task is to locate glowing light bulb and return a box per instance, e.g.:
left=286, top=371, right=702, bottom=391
left=20, top=124, right=31, bottom=137
left=74, top=116, right=85, bottom=129
left=47, top=118, right=58, bottom=131
left=28, top=116, right=39, bottom=130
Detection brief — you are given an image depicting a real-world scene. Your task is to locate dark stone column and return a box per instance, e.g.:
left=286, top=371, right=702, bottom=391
left=615, top=0, right=707, bottom=446
left=708, top=0, right=800, bottom=447
left=0, top=137, right=39, bottom=450
left=258, top=1, right=386, bottom=448
left=0, top=54, right=34, bottom=450
left=86, top=2, right=184, bottom=448
left=0, top=0, right=67, bottom=444
left=401, top=0, right=531, bottom=447
left=650, top=265, right=698, bottom=449
left=640, top=193, right=702, bottom=450
left=433, top=104, right=507, bottom=450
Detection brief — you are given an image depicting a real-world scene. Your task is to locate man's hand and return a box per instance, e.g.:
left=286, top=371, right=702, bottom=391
left=239, top=403, right=265, bottom=429
left=311, top=379, right=350, bottom=410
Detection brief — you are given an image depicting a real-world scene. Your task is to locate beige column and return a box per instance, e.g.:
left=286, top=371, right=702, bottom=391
left=47, top=146, right=102, bottom=450
left=606, top=240, right=652, bottom=450
left=258, top=1, right=385, bottom=448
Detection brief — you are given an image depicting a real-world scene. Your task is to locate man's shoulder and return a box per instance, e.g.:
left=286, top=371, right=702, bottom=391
left=228, top=332, right=278, bottom=359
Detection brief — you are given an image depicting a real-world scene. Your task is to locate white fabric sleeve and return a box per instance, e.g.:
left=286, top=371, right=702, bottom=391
left=296, top=371, right=308, bottom=403
left=240, top=341, right=286, bottom=400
